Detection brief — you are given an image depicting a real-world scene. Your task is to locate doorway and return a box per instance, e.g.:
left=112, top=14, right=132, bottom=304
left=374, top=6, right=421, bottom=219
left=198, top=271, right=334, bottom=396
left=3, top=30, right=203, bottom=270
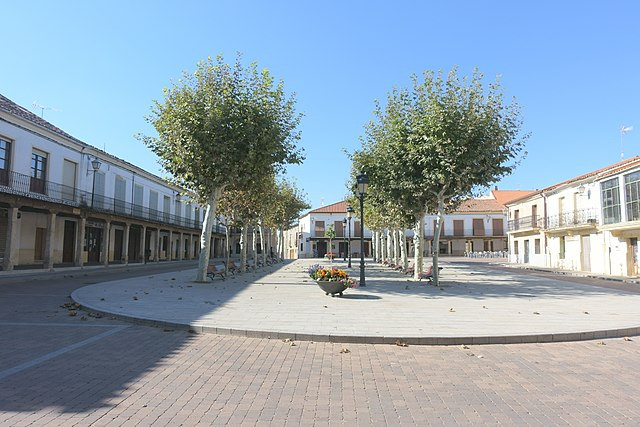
left=629, top=238, right=638, bottom=276
left=86, top=227, right=102, bottom=263
left=62, top=220, right=76, bottom=263
left=316, top=241, right=327, bottom=258
left=34, top=227, right=45, bottom=261
left=524, top=240, right=530, bottom=263
left=581, top=235, right=591, bottom=272
left=128, top=227, right=141, bottom=262
left=113, top=229, right=124, bottom=262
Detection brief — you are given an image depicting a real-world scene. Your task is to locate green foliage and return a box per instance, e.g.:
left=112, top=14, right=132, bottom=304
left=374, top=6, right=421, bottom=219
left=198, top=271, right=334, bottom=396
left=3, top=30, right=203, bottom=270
left=138, top=54, right=304, bottom=201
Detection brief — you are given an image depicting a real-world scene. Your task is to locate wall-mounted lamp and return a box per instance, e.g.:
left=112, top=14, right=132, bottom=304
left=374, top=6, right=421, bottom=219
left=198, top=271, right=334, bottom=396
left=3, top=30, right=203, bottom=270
left=91, top=158, right=102, bottom=171
left=577, top=184, right=586, bottom=194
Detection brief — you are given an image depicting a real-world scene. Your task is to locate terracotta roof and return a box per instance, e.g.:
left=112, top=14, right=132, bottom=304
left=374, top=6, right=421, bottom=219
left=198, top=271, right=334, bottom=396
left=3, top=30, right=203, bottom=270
left=543, top=155, right=640, bottom=192
left=454, top=198, right=505, bottom=213
left=0, top=94, right=77, bottom=141
left=491, top=190, right=537, bottom=206
left=309, top=200, right=348, bottom=214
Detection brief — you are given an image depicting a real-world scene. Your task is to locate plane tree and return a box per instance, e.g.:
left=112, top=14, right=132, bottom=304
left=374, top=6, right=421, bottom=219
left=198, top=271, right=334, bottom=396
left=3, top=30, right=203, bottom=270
left=139, top=55, right=303, bottom=282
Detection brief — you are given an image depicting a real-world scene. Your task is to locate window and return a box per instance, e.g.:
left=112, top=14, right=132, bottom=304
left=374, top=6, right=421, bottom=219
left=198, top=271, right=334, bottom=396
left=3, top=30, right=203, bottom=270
left=453, top=220, right=464, bottom=236
left=492, top=218, right=503, bottom=236
left=472, top=218, right=485, bottom=236
left=314, top=220, right=325, bottom=237
left=535, top=238, right=541, bottom=254
left=149, top=190, right=159, bottom=220
left=514, top=240, right=519, bottom=255
left=559, top=236, right=565, bottom=259
left=601, top=177, right=621, bottom=224
left=334, top=220, right=344, bottom=237
left=0, top=136, right=11, bottom=185
left=531, top=205, right=538, bottom=226
left=625, top=171, right=640, bottom=222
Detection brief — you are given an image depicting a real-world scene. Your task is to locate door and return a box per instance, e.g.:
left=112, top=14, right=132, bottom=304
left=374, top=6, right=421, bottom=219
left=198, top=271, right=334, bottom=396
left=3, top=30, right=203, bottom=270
left=62, top=160, right=77, bottom=201
left=316, top=241, right=327, bottom=258
left=34, top=227, right=45, bottom=261
left=62, top=220, right=76, bottom=263
left=114, top=176, right=127, bottom=213
left=86, top=227, right=102, bottom=263
left=93, top=171, right=105, bottom=209
left=113, top=229, right=123, bottom=262
left=628, top=238, right=638, bottom=276
left=524, top=240, right=530, bottom=263
left=581, top=235, right=591, bottom=272
left=128, top=227, right=141, bottom=262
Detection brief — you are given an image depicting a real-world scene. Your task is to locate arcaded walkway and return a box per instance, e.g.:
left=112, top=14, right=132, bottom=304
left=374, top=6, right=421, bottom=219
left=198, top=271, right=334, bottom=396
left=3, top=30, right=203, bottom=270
left=72, top=259, right=640, bottom=344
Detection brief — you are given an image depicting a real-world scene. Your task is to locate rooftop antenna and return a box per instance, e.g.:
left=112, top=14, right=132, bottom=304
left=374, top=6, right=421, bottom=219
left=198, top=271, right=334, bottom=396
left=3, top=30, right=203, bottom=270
left=319, top=197, right=325, bottom=207
left=621, top=126, right=633, bottom=160
left=32, top=101, right=59, bottom=119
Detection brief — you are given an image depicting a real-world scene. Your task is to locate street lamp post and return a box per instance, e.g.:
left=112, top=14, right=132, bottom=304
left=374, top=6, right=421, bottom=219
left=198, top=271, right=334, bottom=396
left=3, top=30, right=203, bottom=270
left=356, top=173, right=369, bottom=287
left=347, top=205, right=354, bottom=268
left=90, top=157, right=102, bottom=208
left=342, top=218, right=347, bottom=261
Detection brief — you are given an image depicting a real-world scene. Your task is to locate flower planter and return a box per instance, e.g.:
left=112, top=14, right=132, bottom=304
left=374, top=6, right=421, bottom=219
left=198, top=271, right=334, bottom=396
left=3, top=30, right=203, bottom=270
left=316, top=280, right=349, bottom=297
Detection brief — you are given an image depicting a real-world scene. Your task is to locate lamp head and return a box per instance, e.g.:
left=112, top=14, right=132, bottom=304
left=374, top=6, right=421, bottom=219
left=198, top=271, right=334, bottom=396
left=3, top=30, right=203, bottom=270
left=91, top=158, right=102, bottom=171
left=356, top=173, right=369, bottom=195
left=346, top=205, right=354, bottom=218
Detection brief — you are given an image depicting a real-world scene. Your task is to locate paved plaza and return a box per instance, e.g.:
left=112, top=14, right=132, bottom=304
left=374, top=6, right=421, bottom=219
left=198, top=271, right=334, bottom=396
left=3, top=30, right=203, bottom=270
left=74, top=259, right=640, bottom=344
left=2, top=261, right=640, bottom=425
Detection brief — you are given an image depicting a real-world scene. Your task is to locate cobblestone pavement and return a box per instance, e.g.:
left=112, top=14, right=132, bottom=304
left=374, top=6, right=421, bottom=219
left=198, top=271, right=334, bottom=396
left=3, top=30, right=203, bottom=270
left=2, top=262, right=640, bottom=425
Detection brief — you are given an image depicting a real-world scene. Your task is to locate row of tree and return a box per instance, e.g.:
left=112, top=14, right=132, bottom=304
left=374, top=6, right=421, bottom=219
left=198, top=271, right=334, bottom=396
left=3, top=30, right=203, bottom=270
left=139, top=55, right=308, bottom=282
left=350, top=67, right=527, bottom=285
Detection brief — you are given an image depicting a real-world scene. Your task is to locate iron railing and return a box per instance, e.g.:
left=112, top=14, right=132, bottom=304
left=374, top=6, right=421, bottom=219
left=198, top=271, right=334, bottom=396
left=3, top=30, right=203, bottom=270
left=545, top=208, right=599, bottom=230
left=0, top=170, right=225, bottom=232
left=508, top=215, right=544, bottom=232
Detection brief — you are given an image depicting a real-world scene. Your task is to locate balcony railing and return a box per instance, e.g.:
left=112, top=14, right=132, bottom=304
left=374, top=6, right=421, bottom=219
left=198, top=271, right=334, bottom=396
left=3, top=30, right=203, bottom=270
left=546, top=208, right=599, bottom=230
left=508, top=215, right=544, bottom=232
left=0, top=170, right=220, bottom=232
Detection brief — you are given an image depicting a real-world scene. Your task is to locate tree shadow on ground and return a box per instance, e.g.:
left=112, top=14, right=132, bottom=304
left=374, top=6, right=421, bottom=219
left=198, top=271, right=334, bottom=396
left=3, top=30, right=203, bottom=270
left=0, top=259, right=291, bottom=415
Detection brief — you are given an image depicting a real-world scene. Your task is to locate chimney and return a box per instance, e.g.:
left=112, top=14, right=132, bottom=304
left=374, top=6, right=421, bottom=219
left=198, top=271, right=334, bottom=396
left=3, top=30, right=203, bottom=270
left=494, top=186, right=498, bottom=191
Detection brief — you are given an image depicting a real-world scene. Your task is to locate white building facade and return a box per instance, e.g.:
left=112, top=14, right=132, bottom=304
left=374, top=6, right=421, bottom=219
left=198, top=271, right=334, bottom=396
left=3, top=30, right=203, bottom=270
left=0, top=93, right=227, bottom=270
left=507, top=156, right=640, bottom=277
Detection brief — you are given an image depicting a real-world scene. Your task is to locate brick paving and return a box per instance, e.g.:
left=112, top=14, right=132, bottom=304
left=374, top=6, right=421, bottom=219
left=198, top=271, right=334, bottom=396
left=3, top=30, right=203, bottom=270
left=2, top=261, right=640, bottom=425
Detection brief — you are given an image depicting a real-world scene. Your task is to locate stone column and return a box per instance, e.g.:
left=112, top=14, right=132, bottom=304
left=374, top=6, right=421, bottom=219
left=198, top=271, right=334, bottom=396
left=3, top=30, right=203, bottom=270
left=188, top=234, right=195, bottom=259
left=123, top=223, right=130, bottom=264
left=168, top=230, right=173, bottom=260
left=101, top=220, right=111, bottom=266
left=154, top=229, right=161, bottom=262
left=44, top=212, right=57, bottom=271
left=3, top=207, right=20, bottom=271
left=140, top=225, right=147, bottom=263
left=74, top=216, right=86, bottom=267
left=178, top=232, right=184, bottom=261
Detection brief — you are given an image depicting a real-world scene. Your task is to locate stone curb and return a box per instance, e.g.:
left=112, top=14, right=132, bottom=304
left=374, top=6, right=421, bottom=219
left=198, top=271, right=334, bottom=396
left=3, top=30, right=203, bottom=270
left=71, top=290, right=640, bottom=346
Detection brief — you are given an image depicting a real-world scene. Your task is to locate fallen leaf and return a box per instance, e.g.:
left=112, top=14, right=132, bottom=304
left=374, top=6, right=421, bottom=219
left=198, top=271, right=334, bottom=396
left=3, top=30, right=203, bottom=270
left=449, top=308, right=455, bottom=312
left=461, top=344, right=469, bottom=350
left=533, top=311, right=540, bottom=315
left=477, top=355, right=484, bottom=359
left=395, top=340, right=408, bottom=347
left=68, top=311, right=77, bottom=317
left=283, top=338, right=292, bottom=343
left=340, top=348, right=350, bottom=354
left=596, top=341, right=606, bottom=345
left=583, top=311, right=590, bottom=315
left=624, top=337, right=633, bottom=342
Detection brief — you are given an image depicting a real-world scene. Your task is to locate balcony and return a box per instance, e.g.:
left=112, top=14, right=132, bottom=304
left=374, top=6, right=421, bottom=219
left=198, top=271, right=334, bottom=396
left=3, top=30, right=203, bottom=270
left=0, top=170, right=219, bottom=232
left=545, top=208, right=599, bottom=231
left=508, top=215, right=544, bottom=232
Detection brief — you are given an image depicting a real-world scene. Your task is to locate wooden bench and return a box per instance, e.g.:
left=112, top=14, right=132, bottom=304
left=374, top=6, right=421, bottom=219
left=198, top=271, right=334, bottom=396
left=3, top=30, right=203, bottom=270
left=207, top=263, right=226, bottom=280
left=226, top=260, right=240, bottom=275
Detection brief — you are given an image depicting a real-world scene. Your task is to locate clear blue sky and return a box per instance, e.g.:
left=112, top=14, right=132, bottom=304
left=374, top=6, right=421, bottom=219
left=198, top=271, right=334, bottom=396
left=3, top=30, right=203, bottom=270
left=2, top=1, right=639, bottom=209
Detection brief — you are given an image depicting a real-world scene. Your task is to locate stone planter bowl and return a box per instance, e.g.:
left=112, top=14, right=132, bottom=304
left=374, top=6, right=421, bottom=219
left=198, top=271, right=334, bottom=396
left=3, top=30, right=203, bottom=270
left=316, top=280, right=349, bottom=297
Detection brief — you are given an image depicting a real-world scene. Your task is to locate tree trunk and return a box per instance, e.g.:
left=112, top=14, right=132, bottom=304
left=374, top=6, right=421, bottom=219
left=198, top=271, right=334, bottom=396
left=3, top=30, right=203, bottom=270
left=378, top=231, right=383, bottom=263
left=373, top=231, right=379, bottom=262
left=196, top=188, right=221, bottom=282
left=259, top=224, right=266, bottom=266
left=386, top=229, right=392, bottom=263
left=413, top=213, right=424, bottom=280
left=279, top=228, right=285, bottom=259
left=252, top=226, right=258, bottom=270
left=400, top=229, right=408, bottom=271
left=240, top=226, right=248, bottom=272
left=224, top=225, right=230, bottom=275
left=393, top=229, right=400, bottom=266
left=432, top=195, right=445, bottom=286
